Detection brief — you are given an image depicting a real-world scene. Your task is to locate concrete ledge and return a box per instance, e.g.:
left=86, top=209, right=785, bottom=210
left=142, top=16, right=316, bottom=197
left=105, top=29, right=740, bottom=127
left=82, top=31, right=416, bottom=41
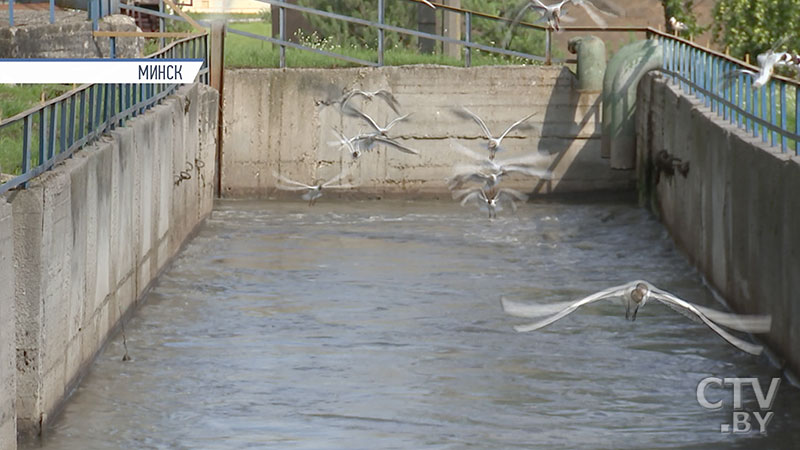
left=221, top=66, right=634, bottom=198
left=637, top=73, right=800, bottom=374
left=3, top=83, right=218, bottom=443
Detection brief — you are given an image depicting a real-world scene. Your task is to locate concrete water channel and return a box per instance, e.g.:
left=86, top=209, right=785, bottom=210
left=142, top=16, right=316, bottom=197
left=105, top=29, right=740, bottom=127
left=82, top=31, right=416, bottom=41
left=24, top=199, right=800, bottom=449
left=3, top=12, right=800, bottom=446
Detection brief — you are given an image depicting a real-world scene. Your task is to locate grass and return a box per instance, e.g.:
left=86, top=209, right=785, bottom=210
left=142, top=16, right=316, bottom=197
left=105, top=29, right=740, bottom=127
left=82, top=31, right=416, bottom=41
left=224, top=21, right=543, bottom=69
left=0, top=84, right=74, bottom=175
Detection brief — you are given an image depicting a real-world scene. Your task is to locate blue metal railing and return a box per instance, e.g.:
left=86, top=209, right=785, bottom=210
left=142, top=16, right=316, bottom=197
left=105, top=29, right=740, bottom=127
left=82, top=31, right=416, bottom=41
left=650, top=29, right=800, bottom=154
left=249, top=0, right=557, bottom=68
left=0, top=34, right=209, bottom=195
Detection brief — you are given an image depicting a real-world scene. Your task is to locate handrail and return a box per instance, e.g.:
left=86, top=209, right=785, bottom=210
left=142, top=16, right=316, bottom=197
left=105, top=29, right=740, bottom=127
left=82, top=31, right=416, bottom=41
left=257, top=0, right=554, bottom=66
left=0, top=33, right=210, bottom=195
left=649, top=30, right=800, bottom=154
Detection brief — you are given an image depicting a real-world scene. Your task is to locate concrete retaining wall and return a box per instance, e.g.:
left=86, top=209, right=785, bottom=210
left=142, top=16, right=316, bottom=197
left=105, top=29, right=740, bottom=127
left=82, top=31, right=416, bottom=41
left=636, top=73, right=800, bottom=374
left=0, top=201, right=16, bottom=450
left=221, top=65, right=634, bottom=198
left=0, top=13, right=142, bottom=58
left=1, top=84, right=218, bottom=446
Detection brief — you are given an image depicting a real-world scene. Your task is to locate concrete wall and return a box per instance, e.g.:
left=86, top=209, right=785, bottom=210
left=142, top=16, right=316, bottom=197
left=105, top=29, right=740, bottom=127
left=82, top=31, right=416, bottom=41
left=0, top=201, right=16, bottom=450
left=221, top=65, right=634, bottom=198
left=0, top=13, right=142, bottom=58
left=2, top=84, right=218, bottom=444
left=637, top=73, right=800, bottom=374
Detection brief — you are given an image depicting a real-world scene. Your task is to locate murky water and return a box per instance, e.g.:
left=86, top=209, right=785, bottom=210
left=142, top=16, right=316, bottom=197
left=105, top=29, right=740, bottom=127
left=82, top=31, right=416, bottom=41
left=26, top=199, right=800, bottom=449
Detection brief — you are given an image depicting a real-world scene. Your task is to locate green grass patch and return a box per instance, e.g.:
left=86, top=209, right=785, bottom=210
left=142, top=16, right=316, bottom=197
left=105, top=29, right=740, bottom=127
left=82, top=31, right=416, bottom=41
left=0, top=84, right=73, bottom=175
left=224, top=21, right=542, bottom=68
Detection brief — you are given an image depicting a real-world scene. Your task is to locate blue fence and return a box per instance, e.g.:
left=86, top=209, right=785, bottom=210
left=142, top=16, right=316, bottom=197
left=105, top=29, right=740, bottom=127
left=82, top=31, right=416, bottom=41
left=650, top=30, right=800, bottom=154
left=0, top=34, right=209, bottom=195
left=248, top=0, right=556, bottom=68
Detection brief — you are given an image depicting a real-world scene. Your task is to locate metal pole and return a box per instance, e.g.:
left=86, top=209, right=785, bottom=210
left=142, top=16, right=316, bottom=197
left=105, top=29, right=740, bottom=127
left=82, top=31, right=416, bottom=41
left=780, top=82, right=787, bottom=152
left=49, top=0, right=55, bottom=24
left=159, top=0, right=165, bottom=49
left=545, top=28, right=551, bottom=65
left=110, top=37, right=117, bottom=58
left=9, top=0, right=14, bottom=27
left=279, top=6, right=286, bottom=68
left=91, top=0, right=99, bottom=31
left=464, top=12, right=471, bottom=68
left=377, top=0, right=384, bottom=66
left=21, top=116, right=31, bottom=187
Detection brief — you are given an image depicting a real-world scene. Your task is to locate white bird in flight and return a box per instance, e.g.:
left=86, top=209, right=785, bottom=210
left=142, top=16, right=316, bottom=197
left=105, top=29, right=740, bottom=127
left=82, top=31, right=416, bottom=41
left=273, top=170, right=355, bottom=206
left=348, top=106, right=411, bottom=138
left=329, top=127, right=363, bottom=159
left=501, top=280, right=772, bottom=355
left=720, top=38, right=799, bottom=89
left=340, top=89, right=401, bottom=115
left=448, top=164, right=550, bottom=191
left=457, top=107, right=537, bottom=160
left=503, top=0, right=611, bottom=49
left=455, top=187, right=529, bottom=219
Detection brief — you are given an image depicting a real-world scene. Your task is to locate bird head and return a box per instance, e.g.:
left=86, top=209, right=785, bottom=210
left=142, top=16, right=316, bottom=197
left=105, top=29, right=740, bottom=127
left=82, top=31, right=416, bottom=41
left=625, top=282, right=650, bottom=321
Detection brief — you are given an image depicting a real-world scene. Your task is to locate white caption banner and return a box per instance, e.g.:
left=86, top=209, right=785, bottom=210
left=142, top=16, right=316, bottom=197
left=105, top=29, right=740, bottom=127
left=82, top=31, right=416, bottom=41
left=0, top=59, right=204, bottom=84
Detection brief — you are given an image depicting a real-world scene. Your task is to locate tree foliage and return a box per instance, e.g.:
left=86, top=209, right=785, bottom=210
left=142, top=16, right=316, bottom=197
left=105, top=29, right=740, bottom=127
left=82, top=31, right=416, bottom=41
left=661, top=0, right=705, bottom=37
left=295, top=0, right=546, bottom=58
left=712, top=0, right=800, bottom=59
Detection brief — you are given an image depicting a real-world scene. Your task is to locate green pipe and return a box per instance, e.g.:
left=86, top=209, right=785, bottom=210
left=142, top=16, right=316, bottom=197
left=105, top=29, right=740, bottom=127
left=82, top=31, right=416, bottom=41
left=568, top=36, right=606, bottom=92
left=601, top=39, right=662, bottom=169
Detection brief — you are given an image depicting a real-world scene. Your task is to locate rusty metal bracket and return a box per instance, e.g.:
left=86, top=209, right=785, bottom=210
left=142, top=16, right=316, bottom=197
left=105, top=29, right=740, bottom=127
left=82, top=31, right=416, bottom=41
left=655, top=150, right=689, bottom=183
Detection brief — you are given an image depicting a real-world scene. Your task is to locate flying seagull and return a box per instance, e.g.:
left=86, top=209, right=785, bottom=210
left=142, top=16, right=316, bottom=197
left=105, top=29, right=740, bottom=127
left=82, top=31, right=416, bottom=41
left=720, top=38, right=799, bottom=89
left=503, top=0, right=612, bottom=47
left=456, top=107, right=537, bottom=159
left=500, top=280, right=772, bottom=355
left=346, top=107, right=420, bottom=155
left=273, top=170, right=355, bottom=205
left=452, top=141, right=548, bottom=173
left=347, top=106, right=411, bottom=138
left=455, top=187, right=529, bottom=219
left=448, top=164, right=550, bottom=191
left=329, top=127, right=363, bottom=159
left=340, top=89, right=401, bottom=115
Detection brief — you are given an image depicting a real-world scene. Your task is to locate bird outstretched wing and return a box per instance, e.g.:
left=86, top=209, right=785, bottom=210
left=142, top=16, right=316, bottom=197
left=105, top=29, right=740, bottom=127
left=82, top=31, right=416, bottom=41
left=647, top=287, right=769, bottom=355
left=506, top=283, right=632, bottom=332
left=373, top=136, right=420, bottom=155
left=273, top=172, right=314, bottom=190
left=497, top=112, right=537, bottom=142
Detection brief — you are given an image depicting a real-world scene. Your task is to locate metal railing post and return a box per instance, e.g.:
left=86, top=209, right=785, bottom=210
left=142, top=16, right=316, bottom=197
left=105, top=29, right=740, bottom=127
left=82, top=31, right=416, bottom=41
left=780, top=82, right=787, bottom=152
left=159, top=0, right=165, bottom=49
left=49, top=0, right=55, bottom=24
left=9, top=0, right=14, bottom=27
left=21, top=116, right=31, bottom=188
left=111, top=37, right=117, bottom=58
left=545, top=28, right=551, bottom=65
left=377, top=0, right=384, bottom=66
left=761, top=84, right=768, bottom=143
left=279, top=6, right=286, bottom=68
left=464, top=12, right=471, bottom=68
left=91, top=0, right=99, bottom=31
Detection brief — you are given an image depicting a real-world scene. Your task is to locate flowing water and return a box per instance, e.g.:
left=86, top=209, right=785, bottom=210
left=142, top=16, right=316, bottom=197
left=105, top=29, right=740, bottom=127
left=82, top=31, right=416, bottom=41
left=25, top=199, right=800, bottom=449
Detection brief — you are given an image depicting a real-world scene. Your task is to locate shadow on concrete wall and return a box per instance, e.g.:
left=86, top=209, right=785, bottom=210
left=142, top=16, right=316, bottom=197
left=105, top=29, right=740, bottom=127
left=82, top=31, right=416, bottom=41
left=532, top=67, right=609, bottom=194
